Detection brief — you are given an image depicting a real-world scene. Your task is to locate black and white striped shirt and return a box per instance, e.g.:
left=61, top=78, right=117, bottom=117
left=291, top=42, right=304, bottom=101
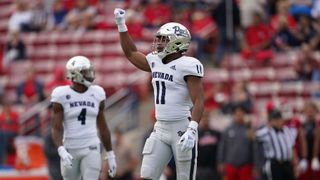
left=256, top=126, right=297, bottom=161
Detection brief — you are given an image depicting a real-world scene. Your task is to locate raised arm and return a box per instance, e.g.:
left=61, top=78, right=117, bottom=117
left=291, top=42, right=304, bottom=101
left=114, top=8, right=150, bottom=72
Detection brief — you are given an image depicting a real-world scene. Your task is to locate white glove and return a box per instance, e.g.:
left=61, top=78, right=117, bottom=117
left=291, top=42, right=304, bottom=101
left=312, top=158, right=320, bottom=171
left=178, top=121, right=198, bottom=152
left=298, top=159, right=308, bottom=172
left=114, top=8, right=127, bottom=32
left=105, top=151, right=117, bottom=177
left=57, top=146, right=73, bottom=169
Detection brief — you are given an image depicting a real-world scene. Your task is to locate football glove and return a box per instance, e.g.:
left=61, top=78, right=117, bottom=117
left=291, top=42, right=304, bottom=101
left=178, top=121, right=198, bottom=152
left=114, top=8, right=127, bottom=32
left=105, top=150, right=117, bottom=177
left=312, top=158, right=320, bottom=171
left=57, top=146, right=73, bottom=169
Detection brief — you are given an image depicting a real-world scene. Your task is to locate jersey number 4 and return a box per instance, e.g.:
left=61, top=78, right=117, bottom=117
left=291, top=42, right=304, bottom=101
left=78, top=108, right=87, bottom=125
left=155, top=81, right=166, bottom=104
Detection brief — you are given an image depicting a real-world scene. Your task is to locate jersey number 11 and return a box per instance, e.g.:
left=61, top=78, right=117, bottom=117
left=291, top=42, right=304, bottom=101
left=155, top=81, right=166, bottom=104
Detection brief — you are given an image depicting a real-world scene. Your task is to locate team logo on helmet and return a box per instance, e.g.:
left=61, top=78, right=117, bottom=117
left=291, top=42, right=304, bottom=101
left=173, top=26, right=188, bottom=37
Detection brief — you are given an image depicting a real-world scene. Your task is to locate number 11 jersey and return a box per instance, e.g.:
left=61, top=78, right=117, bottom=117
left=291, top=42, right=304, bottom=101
left=146, top=54, right=204, bottom=121
left=51, top=85, right=105, bottom=149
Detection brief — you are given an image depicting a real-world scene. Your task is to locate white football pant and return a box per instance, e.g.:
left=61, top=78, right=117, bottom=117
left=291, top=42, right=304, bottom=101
left=141, top=120, right=198, bottom=180
left=61, top=144, right=101, bottom=180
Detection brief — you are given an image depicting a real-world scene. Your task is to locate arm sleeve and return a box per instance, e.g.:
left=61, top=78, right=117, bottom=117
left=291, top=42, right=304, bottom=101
left=145, top=53, right=156, bottom=68
left=182, top=59, right=204, bottom=78
left=51, top=87, right=63, bottom=103
left=95, top=85, right=106, bottom=102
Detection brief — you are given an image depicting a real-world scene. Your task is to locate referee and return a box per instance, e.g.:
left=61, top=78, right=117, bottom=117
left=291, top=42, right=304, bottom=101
left=255, top=109, right=297, bottom=180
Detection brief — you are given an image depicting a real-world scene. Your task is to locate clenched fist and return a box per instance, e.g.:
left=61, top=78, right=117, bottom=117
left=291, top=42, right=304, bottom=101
left=114, top=8, right=126, bottom=25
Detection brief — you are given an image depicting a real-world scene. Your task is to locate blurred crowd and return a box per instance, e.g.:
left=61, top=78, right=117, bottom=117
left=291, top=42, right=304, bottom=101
left=4, top=0, right=320, bottom=66
left=0, top=0, right=320, bottom=180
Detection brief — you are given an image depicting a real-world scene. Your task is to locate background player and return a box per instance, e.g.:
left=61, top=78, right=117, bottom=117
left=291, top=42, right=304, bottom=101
left=114, top=8, right=205, bottom=180
left=51, top=56, right=117, bottom=180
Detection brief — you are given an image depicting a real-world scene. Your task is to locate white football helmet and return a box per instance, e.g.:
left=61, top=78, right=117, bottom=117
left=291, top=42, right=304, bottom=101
left=152, top=22, right=191, bottom=59
left=66, top=56, right=95, bottom=87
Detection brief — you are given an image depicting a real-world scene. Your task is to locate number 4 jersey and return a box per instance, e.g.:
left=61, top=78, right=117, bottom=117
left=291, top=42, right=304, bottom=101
left=146, top=54, right=204, bottom=121
left=51, top=85, right=105, bottom=149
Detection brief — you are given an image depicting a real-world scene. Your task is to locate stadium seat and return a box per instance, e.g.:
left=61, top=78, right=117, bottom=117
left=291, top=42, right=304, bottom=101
left=248, top=82, right=280, bottom=97
left=251, top=68, right=275, bottom=81
left=275, top=67, right=297, bottom=80
left=32, top=60, right=55, bottom=73
left=203, top=68, right=229, bottom=83
left=231, top=68, right=251, bottom=82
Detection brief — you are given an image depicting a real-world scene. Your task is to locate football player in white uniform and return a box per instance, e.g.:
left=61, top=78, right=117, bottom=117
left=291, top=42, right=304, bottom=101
left=51, top=56, right=117, bottom=180
left=114, top=8, right=205, bottom=180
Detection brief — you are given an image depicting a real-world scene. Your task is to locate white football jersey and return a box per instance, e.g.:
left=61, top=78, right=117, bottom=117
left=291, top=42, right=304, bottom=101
left=146, top=54, right=204, bottom=121
left=51, top=85, right=106, bottom=149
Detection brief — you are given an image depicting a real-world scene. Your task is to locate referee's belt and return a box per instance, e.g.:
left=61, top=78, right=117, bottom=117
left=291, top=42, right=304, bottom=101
left=269, top=158, right=291, bottom=164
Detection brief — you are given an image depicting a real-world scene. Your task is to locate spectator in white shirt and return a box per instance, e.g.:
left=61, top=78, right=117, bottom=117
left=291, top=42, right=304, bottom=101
left=8, top=0, right=32, bottom=32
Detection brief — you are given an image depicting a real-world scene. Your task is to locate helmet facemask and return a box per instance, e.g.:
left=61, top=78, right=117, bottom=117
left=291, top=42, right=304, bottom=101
left=152, top=35, right=170, bottom=57
left=67, top=66, right=95, bottom=87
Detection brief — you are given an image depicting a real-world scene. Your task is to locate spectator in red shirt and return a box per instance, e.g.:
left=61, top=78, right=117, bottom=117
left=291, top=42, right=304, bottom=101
left=204, top=82, right=229, bottom=111
left=191, top=10, right=218, bottom=64
left=125, top=9, right=145, bottom=40
left=241, top=12, right=273, bottom=63
left=143, top=0, right=171, bottom=28
left=0, top=100, right=19, bottom=166
left=44, top=67, right=70, bottom=98
left=270, top=1, right=297, bottom=33
left=16, top=63, right=45, bottom=105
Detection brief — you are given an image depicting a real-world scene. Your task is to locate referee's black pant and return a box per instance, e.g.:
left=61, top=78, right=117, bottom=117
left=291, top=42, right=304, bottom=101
left=263, top=159, right=295, bottom=180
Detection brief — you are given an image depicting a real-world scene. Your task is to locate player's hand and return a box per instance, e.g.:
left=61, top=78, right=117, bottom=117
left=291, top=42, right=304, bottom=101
left=312, top=158, right=320, bottom=171
left=114, top=8, right=126, bottom=25
left=105, top=151, right=117, bottom=177
left=178, top=121, right=198, bottom=152
left=298, top=159, right=308, bottom=172
left=57, top=146, right=73, bottom=169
